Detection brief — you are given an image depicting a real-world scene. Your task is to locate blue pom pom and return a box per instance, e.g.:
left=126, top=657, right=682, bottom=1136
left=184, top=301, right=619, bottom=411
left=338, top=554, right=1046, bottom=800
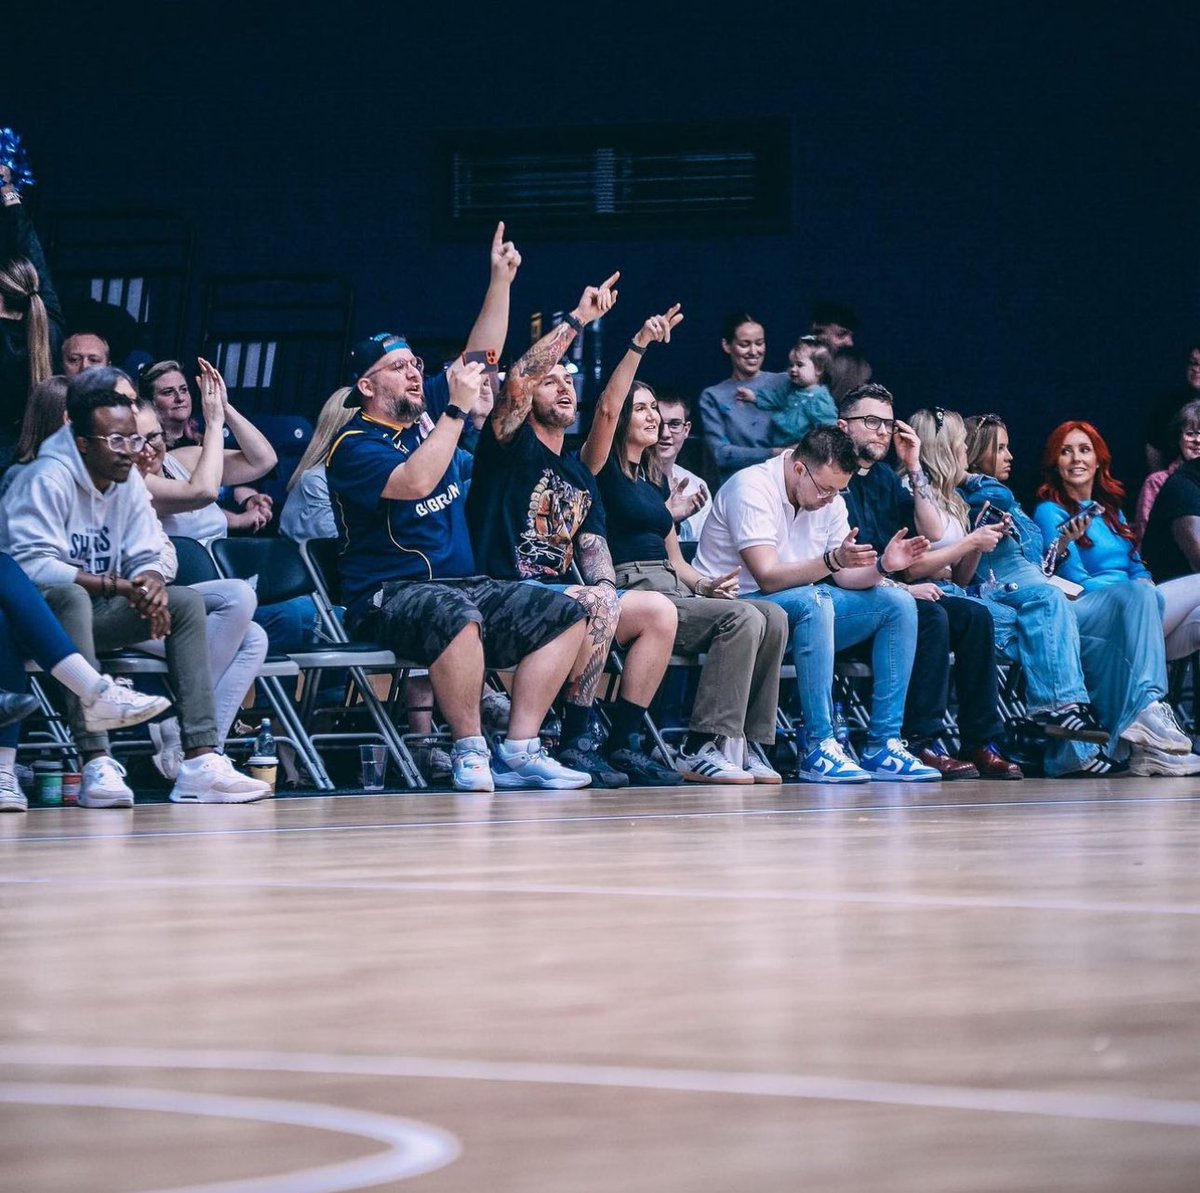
left=0, top=127, right=37, bottom=192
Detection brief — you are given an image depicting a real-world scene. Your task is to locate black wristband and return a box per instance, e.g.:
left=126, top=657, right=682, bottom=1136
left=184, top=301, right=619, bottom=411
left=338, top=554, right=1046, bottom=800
left=596, top=577, right=617, bottom=590
left=563, top=312, right=584, bottom=334
left=823, top=549, right=840, bottom=573
left=628, top=341, right=647, bottom=356
left=876, top=557, right=894, bottom=578
left=441, top=405, right=466, bottom=421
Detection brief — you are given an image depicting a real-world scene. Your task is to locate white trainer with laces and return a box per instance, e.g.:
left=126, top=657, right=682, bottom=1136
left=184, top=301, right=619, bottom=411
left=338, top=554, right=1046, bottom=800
left=718, top=736, right=783, bottom=784
left=451, top=737, right=495, bottom=793
left=492, top=741, right=591, bottom=789
left=0, top=769, right=28, bottom=813
left=82, top=677, right=171, bottom=732
left=169, top=753, right=273, bottom=804
left=799, top=738, right=870, bottom=784
left=79, top=755, right=135, bottom=808
left=858, top=738, right=941, bottom=783
left=677, top=740, right=753, bottom=784
left=1121, top=701, right=1192, bottom=755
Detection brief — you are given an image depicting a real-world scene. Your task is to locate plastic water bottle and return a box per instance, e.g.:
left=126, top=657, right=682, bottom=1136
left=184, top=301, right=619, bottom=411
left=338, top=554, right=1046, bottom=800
left=254, top=718, right=277, bottom=761
left=832, top=703, right=851, bottom=751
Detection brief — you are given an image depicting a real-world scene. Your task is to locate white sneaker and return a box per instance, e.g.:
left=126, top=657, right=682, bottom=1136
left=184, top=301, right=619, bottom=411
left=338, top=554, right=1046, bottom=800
left=170, top=753, right=273, bottom=804
left=149, top=717, right=184, bottom=781
left=79, top=756, right=134, bottom=808
left=799, top=738, right=871, bottom=784
left=677, top=740, right=754, bottom=784
left=451, top=737, right=495, bottom=793
left=0, top=769, right=27, bottom=813
left=1128, top=745, right=1200, bottom=776
left=1121, top=701, right=1192, bottom=755
left=82, top=677, right=171, bottom=732
left=718, top=736, right=783, bottom=784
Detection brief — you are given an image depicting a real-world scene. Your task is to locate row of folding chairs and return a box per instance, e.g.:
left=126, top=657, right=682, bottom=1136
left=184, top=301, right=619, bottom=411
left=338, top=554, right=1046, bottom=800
left=24, top=536, right=429, bottom=791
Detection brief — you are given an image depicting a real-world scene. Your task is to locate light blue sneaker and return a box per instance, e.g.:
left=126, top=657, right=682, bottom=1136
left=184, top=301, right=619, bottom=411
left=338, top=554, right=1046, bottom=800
left=859, top=738, right=942, bottom=782
left=492, top=741, right=591, bottom=790
left=451, top=736, right=495, bottom=792
left=798, top=739, right=870, bottom=784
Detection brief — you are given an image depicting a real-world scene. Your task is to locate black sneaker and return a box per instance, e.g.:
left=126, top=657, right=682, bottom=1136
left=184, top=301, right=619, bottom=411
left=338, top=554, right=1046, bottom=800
left=559, top=734, right=628, bottom=788
left=1035, top=705, right=1109, bottom=745
left=606, top=734, right=682, bottom=787
left=1060, top=750, right=1129, bottom=778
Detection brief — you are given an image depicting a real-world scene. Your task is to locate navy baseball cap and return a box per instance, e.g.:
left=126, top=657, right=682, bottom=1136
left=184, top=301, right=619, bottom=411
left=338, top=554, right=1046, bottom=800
left=344, top=332, right=410, bottom=406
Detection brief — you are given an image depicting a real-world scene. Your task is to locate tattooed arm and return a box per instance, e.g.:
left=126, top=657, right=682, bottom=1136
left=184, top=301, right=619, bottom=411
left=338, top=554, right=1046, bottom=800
left=490, top=271, right=621, bottom=445
left=576, top=532, right=617, bottom=586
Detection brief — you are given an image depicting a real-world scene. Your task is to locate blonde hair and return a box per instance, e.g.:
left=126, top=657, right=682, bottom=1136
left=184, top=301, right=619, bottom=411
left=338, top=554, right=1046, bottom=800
left=0, top=257, right=52, bottom=389
left=907, top=408, right=970, bottom=531
left=288, top=388, right=355, bottom=490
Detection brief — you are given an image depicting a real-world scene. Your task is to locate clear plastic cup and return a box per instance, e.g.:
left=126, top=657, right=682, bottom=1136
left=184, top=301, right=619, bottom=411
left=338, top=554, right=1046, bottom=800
left=359, top=745, right=387, bottom=792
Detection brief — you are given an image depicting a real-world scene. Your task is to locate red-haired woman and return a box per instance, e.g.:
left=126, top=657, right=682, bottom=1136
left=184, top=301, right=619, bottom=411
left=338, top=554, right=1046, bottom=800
left=1033, top=421, right=1200, bottom=760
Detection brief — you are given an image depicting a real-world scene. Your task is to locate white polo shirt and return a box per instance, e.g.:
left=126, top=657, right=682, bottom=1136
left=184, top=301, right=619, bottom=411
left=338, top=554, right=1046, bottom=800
left=694, top=453, right=849, bottom=595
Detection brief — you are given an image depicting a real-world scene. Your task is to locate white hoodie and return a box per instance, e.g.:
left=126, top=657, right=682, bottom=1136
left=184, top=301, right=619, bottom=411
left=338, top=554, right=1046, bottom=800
left=0, top=424, right=163, bottom=586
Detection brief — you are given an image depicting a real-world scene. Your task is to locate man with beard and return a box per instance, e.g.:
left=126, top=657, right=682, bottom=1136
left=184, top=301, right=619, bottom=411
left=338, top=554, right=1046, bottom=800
left=837, top=384, right=1022, bottom=779
left=325, top=332, right=592, bottom=793
left=466, top=273, right=680, bottom=788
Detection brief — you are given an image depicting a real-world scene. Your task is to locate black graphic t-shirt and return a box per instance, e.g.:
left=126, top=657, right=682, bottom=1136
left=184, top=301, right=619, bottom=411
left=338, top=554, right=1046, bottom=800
left=467, top=418, right=606, bottom=581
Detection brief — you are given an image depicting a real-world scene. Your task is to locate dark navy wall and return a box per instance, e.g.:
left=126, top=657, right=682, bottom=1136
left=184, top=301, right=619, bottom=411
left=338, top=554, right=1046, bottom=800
left=9, top=5, right=1198, bottom=497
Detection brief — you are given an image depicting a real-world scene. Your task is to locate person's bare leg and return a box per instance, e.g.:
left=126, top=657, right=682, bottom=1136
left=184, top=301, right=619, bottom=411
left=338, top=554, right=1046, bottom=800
left=614, top=591, right=677, bottom=705
left=508, top=620, right=587, bottom=739
left=427, top=624, right=485, bottom=739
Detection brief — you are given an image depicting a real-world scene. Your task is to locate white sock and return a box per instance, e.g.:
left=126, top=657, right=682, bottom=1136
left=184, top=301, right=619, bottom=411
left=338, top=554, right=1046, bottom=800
left=499, top=737, right=538, bottom=757
left=50, top=654, right=105, bottom=702
left=453, top=735, right=487, bottom=753
left=0, top=747, right=16, bottom=771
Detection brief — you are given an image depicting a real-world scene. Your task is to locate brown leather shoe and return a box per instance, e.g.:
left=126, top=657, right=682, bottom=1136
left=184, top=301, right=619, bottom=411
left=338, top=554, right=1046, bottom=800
left=915, top=743, right=979, bottom=779
left=964, top=743, right=1024, bottom=780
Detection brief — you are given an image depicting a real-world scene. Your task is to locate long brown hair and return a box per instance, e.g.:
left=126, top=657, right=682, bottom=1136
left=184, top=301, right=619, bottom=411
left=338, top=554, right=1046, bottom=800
left=1036, top=420, right=1134, bottom=548
left=0, top=256, right=52, bottom=389
left=15, top=375, right=70, bottom=462
left=611, top=382, right=663, bottom=484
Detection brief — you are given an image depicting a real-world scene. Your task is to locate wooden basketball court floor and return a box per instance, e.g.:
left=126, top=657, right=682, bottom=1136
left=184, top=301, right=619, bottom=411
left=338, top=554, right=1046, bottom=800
left=2, top=776, right=1199, bottom=1192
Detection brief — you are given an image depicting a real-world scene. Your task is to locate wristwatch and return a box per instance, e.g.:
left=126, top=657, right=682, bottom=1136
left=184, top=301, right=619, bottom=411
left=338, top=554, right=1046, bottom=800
left=442, top=405, right=466, bottom=420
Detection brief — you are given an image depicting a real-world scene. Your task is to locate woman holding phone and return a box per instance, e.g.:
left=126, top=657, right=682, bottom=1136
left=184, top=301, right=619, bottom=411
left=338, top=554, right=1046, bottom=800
left=1034, top=421, right=1200, bottom=666
left=961, top=414, right=1195, bottom=776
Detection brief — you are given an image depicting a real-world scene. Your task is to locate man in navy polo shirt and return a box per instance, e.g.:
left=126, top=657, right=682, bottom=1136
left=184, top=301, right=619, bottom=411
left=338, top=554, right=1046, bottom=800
left=326, top=333, right=591, bottom=793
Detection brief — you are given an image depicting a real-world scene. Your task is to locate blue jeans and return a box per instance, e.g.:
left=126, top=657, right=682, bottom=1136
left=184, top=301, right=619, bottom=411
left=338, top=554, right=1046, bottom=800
left=0, top=553, right=81, bottom=749
left=939, top=579, right=1095, bottom=775
left=752, top=583, right=917, bottom=749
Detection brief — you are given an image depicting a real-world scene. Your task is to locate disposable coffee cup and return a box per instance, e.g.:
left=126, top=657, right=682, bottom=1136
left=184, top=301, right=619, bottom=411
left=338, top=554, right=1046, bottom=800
left=360, top=745, right=387, bottom=792
left=247, top=755, right=278, bottom=792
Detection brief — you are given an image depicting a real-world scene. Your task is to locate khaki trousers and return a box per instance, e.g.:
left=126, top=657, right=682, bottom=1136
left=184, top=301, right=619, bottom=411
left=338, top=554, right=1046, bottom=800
left=614, top=561, right=788, bottom=743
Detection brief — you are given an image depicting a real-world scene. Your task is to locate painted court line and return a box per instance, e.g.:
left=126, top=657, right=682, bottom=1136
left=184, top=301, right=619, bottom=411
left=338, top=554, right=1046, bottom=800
left=3, top=874, right=1198, bottom=917
left=2, top=1045, right=1199, bottom=1131
left=5, top=790, right=1200, bottom=846
left=0, top=1080, right=459, bottom=1192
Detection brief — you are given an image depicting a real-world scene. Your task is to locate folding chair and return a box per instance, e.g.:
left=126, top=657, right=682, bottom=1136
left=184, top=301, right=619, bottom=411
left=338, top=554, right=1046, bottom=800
left=213, top=536, right=424, bottom=788
left=169, top=536, right=333, bottom=790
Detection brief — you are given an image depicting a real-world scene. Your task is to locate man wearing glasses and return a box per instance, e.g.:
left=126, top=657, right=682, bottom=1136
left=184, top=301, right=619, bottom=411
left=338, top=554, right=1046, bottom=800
left=694, top=424, right=940, bottom=783
left=326, top=332, right=591, bottom=793
left=653, top=395, right=711, bottom=542
left=0, top=382, right=271, bottom=806
left=838, top=384, right=1022, bottom=779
